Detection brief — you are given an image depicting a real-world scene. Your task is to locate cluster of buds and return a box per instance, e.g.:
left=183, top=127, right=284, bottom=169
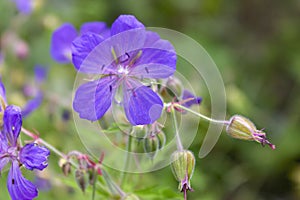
left=226, top=115, right=275, bottom=149
left=170, top=150, right=195, bottom=200
left=59, top=151, right=104, bottom=192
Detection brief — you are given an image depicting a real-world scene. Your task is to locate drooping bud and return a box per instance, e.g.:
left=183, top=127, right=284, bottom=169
left=170, top=150, right=195, bottom=199
left=156, top=130, right=166, bottom=150
left=59, top=158, right=72, bottom=176
left=165, top=77, right=183, bottom=98
left=75, top=169, right=87, bottom=193
left=88, top=169, right=97, bottom=185
left=143, top=133, right=160, bottom=159
left=226, top=115, right=275, bottom=149
left=121, top=194, right=140, bottom=200
left=160, top=77, right=183, bottom=101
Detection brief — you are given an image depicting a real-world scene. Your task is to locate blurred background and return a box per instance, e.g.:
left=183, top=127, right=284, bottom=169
left=0, top=0, right=299, bottom=199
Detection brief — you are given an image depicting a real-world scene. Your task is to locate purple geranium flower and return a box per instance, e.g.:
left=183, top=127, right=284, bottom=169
left=50, top=22, right=109, bottom=63
left=72, top=15, right=177, bottom=125
left=0, top=83, right=50, bottom=200
left=22, top=65, right=47, bottom=117
left=0, top=105, right=50, bottom=200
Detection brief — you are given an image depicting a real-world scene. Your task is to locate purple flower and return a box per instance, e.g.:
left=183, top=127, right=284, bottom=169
left=12, top=0, right=33, bottom=14
left=182, top=90, right=202, bottom=108
left=0, top=105, right=50, bottom=200
left=72, top=15, right=176, bottom=125
left=51, top=22, right=109, bottom=63
left=22, top=65, right=47, bottom=117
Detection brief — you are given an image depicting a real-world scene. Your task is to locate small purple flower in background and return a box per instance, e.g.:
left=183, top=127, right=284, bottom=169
left=11, top=0, right=34, bottom=14
left=22, top=65, right=48, bottom=117
left=181, top=90, right=202, bottom=108
left=0, top=105, right=50, bottom=200
left=72, top=15, right=177, bottom=125
left=50, top=22, right=109, bottom=63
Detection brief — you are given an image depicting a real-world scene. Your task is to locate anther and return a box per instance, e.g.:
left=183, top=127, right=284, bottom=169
left=145, top=67, right=149, bottom=74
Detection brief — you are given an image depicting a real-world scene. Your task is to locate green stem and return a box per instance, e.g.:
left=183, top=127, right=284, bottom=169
left=102, top=169, right=126, bottom=197
left=171, top=107, right=184, bottom=151
left=120, top=134, right=133, bottom=187
left=175, top=104, right=229, bottom=125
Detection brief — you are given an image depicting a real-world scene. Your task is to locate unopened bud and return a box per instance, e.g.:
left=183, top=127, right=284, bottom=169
left=170, top=150, right=195, bottom=193
left=165, top=77, right=183, bottom=98
left=88, top=170, right=96, bottom=185
left=156, top=131, right=166, bottom=150
left=121, top=194, right=140, bottom=200
left=160, top=77, right=183, bottom=101
left=59, top=158, right=72, bottom=176
left=143, top=134, right=160, bottom=159
left=226, top=115, right=275, bottom=149
left=75, top=169, right=87, bottom=193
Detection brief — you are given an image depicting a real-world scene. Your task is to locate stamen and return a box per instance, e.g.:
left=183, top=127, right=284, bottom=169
left=109, top=85, right=112, bottom=92
left=145, top=67, right=149, bottom=74
left=101, top=64, right=105, bottom=70
left=120, top=52, right=130, bottom=63
left=129, top=50, right=142, bottom=66
left=111, top=47, right=118, bottom=64
left=12, top=178, right=15, bottom=185
left=127, top=88, right=137, bottom=97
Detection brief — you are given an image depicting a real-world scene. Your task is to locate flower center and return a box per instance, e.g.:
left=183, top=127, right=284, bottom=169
left=117, top=64, right=129, bottom=76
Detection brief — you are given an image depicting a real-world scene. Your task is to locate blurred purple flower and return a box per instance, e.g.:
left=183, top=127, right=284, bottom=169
left=50, top=22, right=109, bottom=63
left=12, top=0, right=33, bottom=14
left=0, top=105, right=50, bottom=200
left=182, top=90, right=202, bottom=108
left=22, top=65, right=47, bottom=117
left=72, top=15, right=176, bottom=125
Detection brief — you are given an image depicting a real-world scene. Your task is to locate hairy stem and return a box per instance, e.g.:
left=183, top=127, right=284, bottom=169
left=175, top=104, right=229, bottom=125
left=171, top=107, right=184, bottom=151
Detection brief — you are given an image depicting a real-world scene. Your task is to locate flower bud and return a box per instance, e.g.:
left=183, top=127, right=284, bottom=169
left=170, top=150, right=195, bottom=193
left=59, top=158, right=72, bottom=176
left=226, top=115, right=275, bottom=149
left=160, top=77, right=183, bottom=101
left=156, top=131, right=166, bottom=150
left=165, top=77, right=183, bottom=98
left=88, top=170, right=96, bottom=185
left=143, top=134, right=160, bottom=159
left=75, top=169, right=87, bottom=193
left=121, top=194, right=140, bottom=200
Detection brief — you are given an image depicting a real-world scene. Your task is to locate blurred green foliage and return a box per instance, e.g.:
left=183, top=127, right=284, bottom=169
left=0, top=0, right=300, bottom=199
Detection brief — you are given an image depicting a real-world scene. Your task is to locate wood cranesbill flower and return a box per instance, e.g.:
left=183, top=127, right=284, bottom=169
left=72, top=15, right=177, bottom=125
left=50, top=22, right=109, bottom=63
left=0, top=105, right=50, bottom=200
